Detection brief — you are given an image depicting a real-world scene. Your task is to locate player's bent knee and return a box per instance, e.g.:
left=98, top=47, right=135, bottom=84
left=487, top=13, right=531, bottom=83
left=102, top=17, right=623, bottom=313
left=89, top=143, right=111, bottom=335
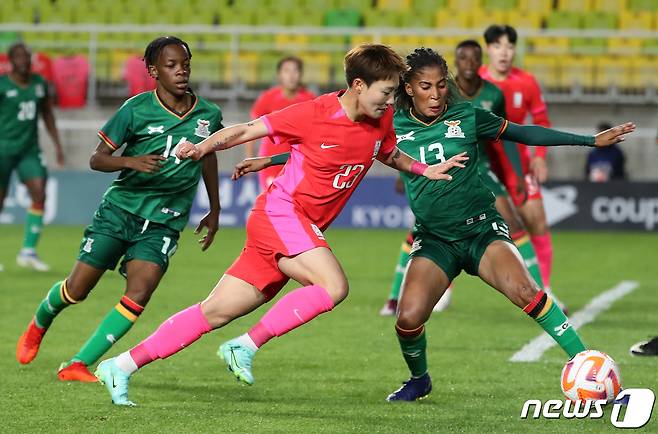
left=324, top=279, right=349, bottom=305
left=513, top=282, right=539, bottom=308
left=396, top=306, right=427, bottom=331
left=199, top=304, right=233, bottom=329
left=63, top=277, right=91, bottom=302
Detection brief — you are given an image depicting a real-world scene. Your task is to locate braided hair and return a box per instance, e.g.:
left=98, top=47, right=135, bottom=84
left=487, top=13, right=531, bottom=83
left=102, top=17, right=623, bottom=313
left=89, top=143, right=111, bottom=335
left=143, top=36, right=192, bottom=69
left=395, top=47, right=460, bottom=112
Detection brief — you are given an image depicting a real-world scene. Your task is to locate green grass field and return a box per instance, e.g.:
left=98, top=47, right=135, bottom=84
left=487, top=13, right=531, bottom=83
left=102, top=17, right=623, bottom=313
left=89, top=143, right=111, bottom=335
left=1, top=225, right=656, bottom=433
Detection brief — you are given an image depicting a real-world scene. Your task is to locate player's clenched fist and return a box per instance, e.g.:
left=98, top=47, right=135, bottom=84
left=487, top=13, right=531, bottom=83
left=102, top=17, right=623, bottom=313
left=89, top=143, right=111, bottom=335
left=176, top=141, right=202, bottom=160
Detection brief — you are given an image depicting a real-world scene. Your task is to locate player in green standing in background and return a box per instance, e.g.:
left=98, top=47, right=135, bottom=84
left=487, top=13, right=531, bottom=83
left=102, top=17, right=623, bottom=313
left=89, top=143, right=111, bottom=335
left=16, top=36, right=223, bottom=382
left=0, top=42, right=65, bottom=272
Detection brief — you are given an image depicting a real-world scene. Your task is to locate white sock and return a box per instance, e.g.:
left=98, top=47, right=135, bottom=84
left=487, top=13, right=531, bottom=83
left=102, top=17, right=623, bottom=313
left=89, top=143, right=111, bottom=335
left=115, top=351, right=138, bottom=375
left=234, top=333, right=259, bottom=352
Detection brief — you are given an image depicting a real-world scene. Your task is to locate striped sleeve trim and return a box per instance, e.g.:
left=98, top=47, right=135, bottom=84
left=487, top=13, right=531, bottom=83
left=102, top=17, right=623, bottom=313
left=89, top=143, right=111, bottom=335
left=494, top=119, right=509, bottom=141
left=98, top=130, right=119, bottom=150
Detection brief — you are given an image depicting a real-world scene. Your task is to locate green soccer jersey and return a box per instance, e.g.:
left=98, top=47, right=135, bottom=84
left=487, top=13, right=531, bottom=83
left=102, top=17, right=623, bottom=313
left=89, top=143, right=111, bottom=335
left=0, top=74, right=47, bottom=156
left=394, top=102, right=508, bottom=241
left=99, top=91, right=223, bottom=232
left=463, top=80, right=506, bottom=170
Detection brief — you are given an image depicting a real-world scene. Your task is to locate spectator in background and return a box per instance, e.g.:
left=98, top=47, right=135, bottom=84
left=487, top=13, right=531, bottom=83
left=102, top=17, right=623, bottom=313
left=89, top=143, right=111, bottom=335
left=245, top=56, right=315, bottom=191
left=123, top=55, right=156, bottom=97
left=585, top=122, right=626, bottom=182
left=52, top=53, right=89, bottom=108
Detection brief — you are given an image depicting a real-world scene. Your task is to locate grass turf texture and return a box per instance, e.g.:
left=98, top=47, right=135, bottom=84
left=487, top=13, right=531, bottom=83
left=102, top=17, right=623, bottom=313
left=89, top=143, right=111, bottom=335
left=1, top=225, right=656, bottom=433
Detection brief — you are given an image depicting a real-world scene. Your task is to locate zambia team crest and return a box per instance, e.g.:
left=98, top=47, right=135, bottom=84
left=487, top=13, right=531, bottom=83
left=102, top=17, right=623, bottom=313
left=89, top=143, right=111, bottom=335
left=444, top=120, right=465, bottom=138
left=194, top=119, right=211, bottom=138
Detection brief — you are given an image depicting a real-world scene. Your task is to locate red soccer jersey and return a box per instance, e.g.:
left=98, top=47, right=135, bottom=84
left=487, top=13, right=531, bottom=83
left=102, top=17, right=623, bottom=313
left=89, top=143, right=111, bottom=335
left=479, top=65, right=550, bottom=159
left=258, top=90, right=397, bottom=231
left=123, top=55, right=156, bottom=97
left=52, top=55, right=89, bottom=108
left=251, top=86, right=316, bottom=157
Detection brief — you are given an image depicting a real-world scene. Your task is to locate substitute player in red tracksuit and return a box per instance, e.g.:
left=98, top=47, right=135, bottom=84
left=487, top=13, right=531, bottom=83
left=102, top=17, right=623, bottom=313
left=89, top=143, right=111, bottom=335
left=479, top=24, right=565, bottom=310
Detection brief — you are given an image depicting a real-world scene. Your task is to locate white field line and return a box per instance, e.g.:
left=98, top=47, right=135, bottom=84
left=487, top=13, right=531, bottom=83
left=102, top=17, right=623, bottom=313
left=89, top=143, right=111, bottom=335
left=510, top=280, right=639, bottom=362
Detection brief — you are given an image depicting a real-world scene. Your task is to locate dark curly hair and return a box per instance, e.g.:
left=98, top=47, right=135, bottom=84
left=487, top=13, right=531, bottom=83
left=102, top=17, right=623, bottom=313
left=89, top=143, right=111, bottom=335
left=395, top=47, right=459, bottom=111
left=143, top=36, right=192, bottom=69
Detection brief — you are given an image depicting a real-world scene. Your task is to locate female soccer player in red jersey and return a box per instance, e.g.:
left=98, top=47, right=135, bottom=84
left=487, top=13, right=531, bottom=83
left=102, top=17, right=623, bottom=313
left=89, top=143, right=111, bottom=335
left=95, top=44, right=468, bottom=406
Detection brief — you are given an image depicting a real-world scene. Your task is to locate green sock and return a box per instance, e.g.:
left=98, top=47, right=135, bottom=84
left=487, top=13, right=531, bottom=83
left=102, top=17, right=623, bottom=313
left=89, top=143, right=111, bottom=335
left=397, top=328, right=428, bottom=378
left=35, top=281, right=75, bottom=329
left=73, top=296, right=143, bottom=366
left=389, top=244, right=411, bottom=301
left=531, top=297, right=586, bottom=358
left=514, top=234, right=545, bottom=290
left=23, top=207, right=44, bottom=250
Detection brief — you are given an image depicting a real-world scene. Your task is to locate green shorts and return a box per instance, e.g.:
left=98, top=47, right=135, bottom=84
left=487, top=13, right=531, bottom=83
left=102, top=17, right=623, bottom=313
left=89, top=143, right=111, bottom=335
left=479, top=165, right=507, bottom=198
left=77, top=200, right=180, bottom=273
left=410, top=215, right=513, bottom=282
left=0, top=148, right=47, bottom=189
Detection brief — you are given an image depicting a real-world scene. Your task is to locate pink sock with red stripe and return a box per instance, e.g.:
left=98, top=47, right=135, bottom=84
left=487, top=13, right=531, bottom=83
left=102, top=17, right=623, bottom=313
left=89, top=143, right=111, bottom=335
left=248, top=285, right=335, bottom=348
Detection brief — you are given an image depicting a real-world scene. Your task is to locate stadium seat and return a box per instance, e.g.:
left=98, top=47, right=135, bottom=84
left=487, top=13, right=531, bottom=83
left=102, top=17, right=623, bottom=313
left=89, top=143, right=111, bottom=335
left=377, top=0, right=412, bottom=10
left=325, top=8, right=362, bottom=27
left=471, top=9, right=507, bottom=30
left=272, top=0, right=306, bottom=9
left=593, top=55, right=634, bottom=89
left=556, top=0, right=592, bottom=11
left=435, top=10, right=471, bottom=29
left=363, top=9, right=400, bottom=27
left=571, top=38, right=607, bottom=55
left=633, top=55, right=658, bottom=87
left=518, top=0, right=552, bottom=13
left=641, top=38, right=658, bottom=55
left=179, top=5, right=217, bottom=25
left=256, top=53, right=281, bottom=85
left=628, top=0, right=657, bottom=11
left=546, top=11, right=583, bottom=29
left=618, top=10, right=653, bottom=29
left=558, top=55, right=595, bottom=88
left=381, top=35, right=422, bottom=51
left=220, top=7, right=256, bottom=25
left=581, top=11, right=617, bottom=28
left=399, top=10, right=434, bottom=28
left=275, top=34, right=310, bottom=50
left=412, top=0, right=448, bottom=10
left=523, top=54, right=559, bottom=88
left=302, top=52, right=332, bottom=86
left=303, top=0, right=338, bottom=9
left=607, top=37, right=642, bottom=55
left=254, top=8, right=290, bottom=26
left=526, top=36, right=570, bottom=55
left=288, top=9, right=324, bottom=26
left=592, top=0, right=627, bottom=13
left=447, top=0, right=479, bottom=9
left=335, top=0, right=372, bottom=12
left=224, top=52, right=259, bottom=85
left=482, top=0, right=518, bottom=10
left=505, top=10, right=542, bottom=28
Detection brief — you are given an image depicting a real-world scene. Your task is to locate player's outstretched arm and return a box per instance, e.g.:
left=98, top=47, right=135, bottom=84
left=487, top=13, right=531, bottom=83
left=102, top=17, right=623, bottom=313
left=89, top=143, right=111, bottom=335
left=89, top=141, right=165, bottom=173
left=231, top=153, right=290, bottom=180
left=196, top=153, right=220, bottom=251
left=381, top=147, right=468, bottom=181
left=501, top=122, right=636, bottom=148
left=177, top=119, right=269, bottom=161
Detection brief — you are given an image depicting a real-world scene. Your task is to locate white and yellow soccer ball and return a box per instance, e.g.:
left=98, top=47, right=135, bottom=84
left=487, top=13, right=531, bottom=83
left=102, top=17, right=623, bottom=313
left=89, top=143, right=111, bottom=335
left=561, top=350, right=622, bottom=403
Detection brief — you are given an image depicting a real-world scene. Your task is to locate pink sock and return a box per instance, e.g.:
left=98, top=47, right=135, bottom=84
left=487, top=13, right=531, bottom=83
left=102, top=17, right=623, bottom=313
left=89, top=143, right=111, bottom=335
left=129, top=303, right=212, bottom=369
left=531, top=233, right=553, bottom=289
left=248, top=285, right=335, bottom=348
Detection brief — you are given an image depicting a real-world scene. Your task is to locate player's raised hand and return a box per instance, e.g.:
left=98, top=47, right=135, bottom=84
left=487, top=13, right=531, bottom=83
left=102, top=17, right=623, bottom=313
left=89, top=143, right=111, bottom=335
left=232, top=156, right=272, bottom=180
left=423, top=152, right=469, bottom=181
left=195, top=209, right=219, bottom=251
left=594, top=122, right=636, bottom=147
left=176, top=141, right=202, bottom=160
left=128, top=155, right=166, bottom=173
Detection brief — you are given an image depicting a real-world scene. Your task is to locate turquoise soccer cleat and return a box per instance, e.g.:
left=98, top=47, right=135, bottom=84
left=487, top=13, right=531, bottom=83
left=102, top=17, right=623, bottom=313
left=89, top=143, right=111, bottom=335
left=95, top=358, right=136, bottom=406
left=218, top=339, right=256, bottom=385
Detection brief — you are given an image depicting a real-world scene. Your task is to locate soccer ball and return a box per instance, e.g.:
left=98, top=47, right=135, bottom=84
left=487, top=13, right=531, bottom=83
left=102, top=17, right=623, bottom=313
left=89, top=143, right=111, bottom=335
left=560, top=350, right=622, bottom=403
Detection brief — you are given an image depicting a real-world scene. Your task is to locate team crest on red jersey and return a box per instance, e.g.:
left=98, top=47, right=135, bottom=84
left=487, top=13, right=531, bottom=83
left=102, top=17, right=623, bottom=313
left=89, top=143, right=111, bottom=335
left=194, top=119, right=211, bottom=138
left=444, top=120, right=465, bottom=138
left=372, top=140, right=382, bottom=160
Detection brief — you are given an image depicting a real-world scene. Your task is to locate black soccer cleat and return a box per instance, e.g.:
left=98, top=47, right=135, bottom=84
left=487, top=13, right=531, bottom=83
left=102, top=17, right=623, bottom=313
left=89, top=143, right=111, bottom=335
left=386, top=373, right=432, bottom=401
left=630, top=336, right=658, bottom=356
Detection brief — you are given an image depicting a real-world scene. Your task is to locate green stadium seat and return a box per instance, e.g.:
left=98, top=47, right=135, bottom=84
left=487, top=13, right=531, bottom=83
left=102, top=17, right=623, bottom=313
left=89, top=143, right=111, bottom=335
left=506, top=10, right=543, bottom=28
left=363, top=9, right=400, bottom=27
left=335, top=0, right=372, bottom=12
left=275, top=34, right=309, bottom=50
left=303, top=52, right=332, bottom=86
left=180, top=5, right=217, bottom=25
left=526, top=36, right=570, bottom=55
left=288, top=8, right=324, bottom=26
left=546, top=11, right=583, bottom=29
left=302, top=0, right=338, bottom=10
left=582, top=11, right=617, bottom=28
left=256, top=53, right=281, bottom=85
left=518, top=0, right=552, bottom=13
left=472, top=9, right=507, bottom=29
left=269, top=0, right=305, bottom=9
left=447, top=0, right=479, bottom=9
left=607, top=37, right=642, bottom=55
left=641, top=39, right=658, bottom=55
left=191, top=51, right=224, bottom=83
left=633, top=55, right=658, bottom=87
left=399, top=9, right=434, bottom=28
left=220, top=7, right=255, bottom=25
left=618, top=10, right=653, bottom=29
left=482, top=0, right=518, bottom=10
left=628, top=0, right=657, bottom=11
left=571, top=37, right=607, bottom=55
left=558, top=55, right=596, bottom=88
left=254, top=8, right=289, bottom=26
left=592, top=0, right=626, bottom=13
left=412, top=0, right=448, bottom=10
left=224, top=52, right=259, bottom=85
left=325, top=8, right=362, bottom=26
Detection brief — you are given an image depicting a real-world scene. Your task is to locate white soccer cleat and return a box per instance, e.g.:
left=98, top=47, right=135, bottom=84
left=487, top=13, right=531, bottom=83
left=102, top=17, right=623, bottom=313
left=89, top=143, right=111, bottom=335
left=433, top=286, right=452, bottom=312
left=17, top=251, right=50, bottom=272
